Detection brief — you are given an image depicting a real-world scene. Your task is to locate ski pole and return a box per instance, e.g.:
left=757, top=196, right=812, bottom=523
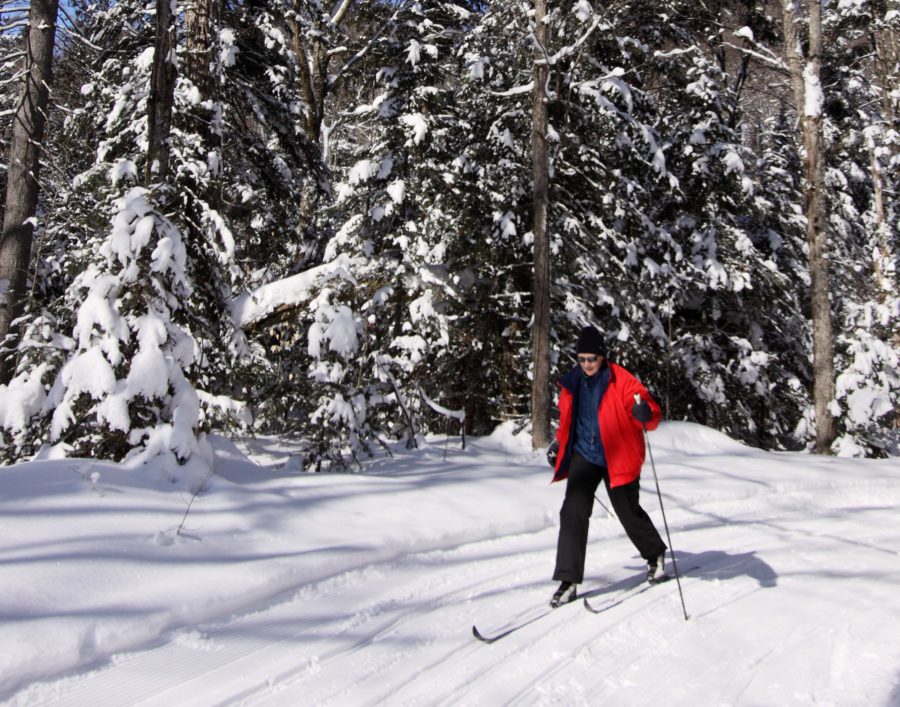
left=635, top=394, right=689, bottom=621
left=593, top=494, right=613, bottom=518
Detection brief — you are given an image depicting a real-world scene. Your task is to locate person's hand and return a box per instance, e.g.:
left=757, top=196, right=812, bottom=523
left=546, top=440, right=559, bottom=468
left=632, top=400, right=652, bottom=423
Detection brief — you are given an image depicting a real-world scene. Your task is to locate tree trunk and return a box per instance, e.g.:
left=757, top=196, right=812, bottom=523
left=185, top=0, right=216, bottom=102
left=784, top=0, right=836, bottom=453
left=870, top=0, right=897, bottom=130
left=867, top=132, right=889, bottom=293
left=146, top=0, right=178, bottom=183
left=289, top=0, right=330, bottom=147
left=869, top=0, right=896, bottom=297
left=531, top=0, right=552, bottom=449
left=288, top=2, right=339, bottom=250
left=0, top=0, right=60, bottom=382
left=185, top=0, right=221, bottom=209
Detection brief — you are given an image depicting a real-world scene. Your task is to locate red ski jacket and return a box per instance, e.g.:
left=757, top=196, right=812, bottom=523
left=552, top=362, right=661, bottom=488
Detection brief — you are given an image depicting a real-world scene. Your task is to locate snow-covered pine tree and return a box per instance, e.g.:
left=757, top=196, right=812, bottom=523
left=215, top=0, right=315, bottom=280
left=230, top=0, right=386, bottom=440
left=447, top=1, right=540, bottom=431
left=0, top=0, right=248, bottom=475
left=542, top=0, right=688, bottom=381
left=279, top=0, right=471, bottom=468
left=741, top=111, right=813, bottom=448
left=462, top=0, right=823, bottom=450
left=455, top=0, right=738, bottom=436
left=817, top=0, right=899, bottom=455
left=648, top=36, right=813, bottom=448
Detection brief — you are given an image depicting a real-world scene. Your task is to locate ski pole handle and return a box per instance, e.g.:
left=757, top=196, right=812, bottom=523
left=632, top=393, right=650, bottom=427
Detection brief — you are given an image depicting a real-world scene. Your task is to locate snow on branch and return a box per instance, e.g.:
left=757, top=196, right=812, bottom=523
left=653, top=47, right=698, bottom=59
left=231, top=255, right=358, bottom=331
left=330, top=0, right=354, bottom=27
left=0, top=19, right=28, bottom=31
left=719, top=42, right=787, bottom=71
left=488, top=81, right=534, bottom=98
left=1, top=56, right=26, bottom=79
left=419, top=388, right=465, bottom=422
left=57, top=6, right=111, bottom=51
left=550, top=15, right=603, bottom=64
left=419, top=387, right=466, bottom=452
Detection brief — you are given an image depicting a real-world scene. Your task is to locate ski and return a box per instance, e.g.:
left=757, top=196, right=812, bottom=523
left=472, top=607, right=554, bottom=644
left=472, top=571, right=664, bottom=644
left=582, top=578, right=657, bottom=614
left=472, top=586, right=594, bottom=644
left=473, top=565, right=702, bottom=643
left=583, top=565, right=700, bottom=614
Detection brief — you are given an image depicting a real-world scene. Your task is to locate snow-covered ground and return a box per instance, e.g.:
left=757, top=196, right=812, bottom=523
left=1, top=422, right=899, bottom=706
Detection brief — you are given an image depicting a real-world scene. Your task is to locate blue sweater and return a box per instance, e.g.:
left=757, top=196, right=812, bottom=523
left=572, top=365, right=610, bottom=467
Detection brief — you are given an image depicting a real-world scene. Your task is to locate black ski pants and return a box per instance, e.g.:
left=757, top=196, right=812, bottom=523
left=553, top=453, right=666, bottom=584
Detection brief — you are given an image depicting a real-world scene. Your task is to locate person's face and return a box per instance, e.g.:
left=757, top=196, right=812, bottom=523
left=577, top=353, right=603, bottom=376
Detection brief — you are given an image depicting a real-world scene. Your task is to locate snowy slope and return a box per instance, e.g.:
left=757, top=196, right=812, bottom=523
left=1, top=422, right=899, bottom=706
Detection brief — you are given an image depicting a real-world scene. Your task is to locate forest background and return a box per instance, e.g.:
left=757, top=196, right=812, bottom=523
left=0, top=0, right=897, bottom=475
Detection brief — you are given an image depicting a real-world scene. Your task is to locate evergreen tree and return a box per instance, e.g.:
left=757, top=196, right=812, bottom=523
left=275, top=1, right=471, bottom=467
left=1, top=0, right=896, bottom=465
left=0, top=0, right=247, bottom=473
left=448, top=1, right=538, bottom=430
left=820, top=0, right=899, bottom=455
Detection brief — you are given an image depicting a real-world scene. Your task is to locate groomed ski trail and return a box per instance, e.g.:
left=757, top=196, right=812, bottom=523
left=4, top=427, right=900, bottom=707
left=8, top=490, right=883, bottom=707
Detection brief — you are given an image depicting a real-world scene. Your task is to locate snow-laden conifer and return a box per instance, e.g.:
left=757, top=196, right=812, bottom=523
left=290, top=1, right=468, bottom=467
left=817, top=1, right=899, bottom=455
left=0, top=0, right=247, bottom=475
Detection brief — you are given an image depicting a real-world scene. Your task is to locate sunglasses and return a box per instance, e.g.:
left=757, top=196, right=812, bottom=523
left=577, top=355, right=600, bottom=364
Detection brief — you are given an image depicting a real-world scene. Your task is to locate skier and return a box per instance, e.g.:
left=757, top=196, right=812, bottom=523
left=546, top=325, right=666, bottom=608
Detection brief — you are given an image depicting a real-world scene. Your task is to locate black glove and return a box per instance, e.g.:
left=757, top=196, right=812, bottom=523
left=546, top=440, right=559, bottom=468
left=632, top=400, right=652, bottom=423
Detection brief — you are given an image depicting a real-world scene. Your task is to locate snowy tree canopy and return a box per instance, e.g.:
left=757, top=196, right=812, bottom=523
left=0, top=0, right=897, bottom=468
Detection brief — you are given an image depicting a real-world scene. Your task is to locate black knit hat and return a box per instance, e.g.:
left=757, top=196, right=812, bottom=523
left=575, top=325, right=607, bottom=357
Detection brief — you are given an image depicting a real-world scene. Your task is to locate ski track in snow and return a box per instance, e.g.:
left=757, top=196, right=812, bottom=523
left=2, top=425, right=900, bottom=706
